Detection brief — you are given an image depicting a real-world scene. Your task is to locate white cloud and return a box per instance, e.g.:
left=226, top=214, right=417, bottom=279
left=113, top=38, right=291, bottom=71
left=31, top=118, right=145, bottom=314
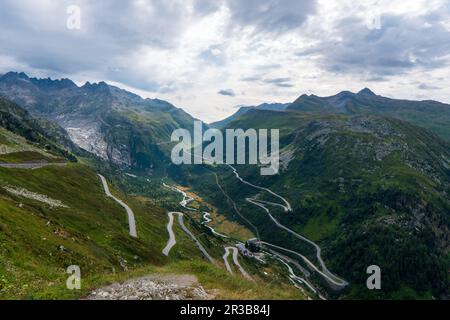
left=0, top=0, right=449, bottom=122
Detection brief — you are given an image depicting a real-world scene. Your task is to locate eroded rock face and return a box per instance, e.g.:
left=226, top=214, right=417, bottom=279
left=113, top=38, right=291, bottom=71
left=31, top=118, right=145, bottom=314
left=66, top=123, right=108, bottom=161
left=0, top=72, right=196, bottom=171
left=87, top=275, right=213, bottom=300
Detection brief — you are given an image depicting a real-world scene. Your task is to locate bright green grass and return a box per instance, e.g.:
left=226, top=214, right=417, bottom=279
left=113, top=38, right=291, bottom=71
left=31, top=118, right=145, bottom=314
left=0, top=163, right=305, bottom=300
left=0, top=151, right=59, bottom=163
left=299, top=212, right=340, bottom=242
left=0, top=163, right=200, bottom=299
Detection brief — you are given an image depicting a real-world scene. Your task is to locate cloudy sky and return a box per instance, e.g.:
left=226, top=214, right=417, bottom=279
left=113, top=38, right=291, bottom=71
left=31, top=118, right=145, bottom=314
left=1, top=0, right=449, bottom=122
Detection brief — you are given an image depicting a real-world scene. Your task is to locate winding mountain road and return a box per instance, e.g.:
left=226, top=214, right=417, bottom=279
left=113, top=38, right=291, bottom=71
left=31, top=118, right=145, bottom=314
left=0, top=162, right=67, bottom=169
left=98, top=174, right=137, bottom=238
left=162, top=211, right=215, bottom=264
left=259, top=241, right=347, bottom=288
left=213, top=173, right=261, bottom=240
left=162, top=183, right=215, bottom=264
left=245, top=198, right=348, bottom=287
left=223, top=246, right=252, bottom=280
left=202, top=212, right=229, bottom=238
left=226, top=164, right=292, bottom=212
left=177, top=213, right=215, bottom=264
left=174, top=151, right=348, bottom=290
left=274, top=253, right=325, bottom=300
left=162, top=211, right=177, bottom=256
left=221, top=164, right=348, bottom=288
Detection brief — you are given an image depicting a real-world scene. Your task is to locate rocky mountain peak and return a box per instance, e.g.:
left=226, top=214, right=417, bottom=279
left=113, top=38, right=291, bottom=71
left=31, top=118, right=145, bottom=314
left=0, top=72, right=78, bottom=91
left=357, top=87, right=376, bottom=97
left=0, top=71, right=31, bottom=83
left=81, top=81, right=111, bottom=94
left=31, top=77, right=78, bottom=90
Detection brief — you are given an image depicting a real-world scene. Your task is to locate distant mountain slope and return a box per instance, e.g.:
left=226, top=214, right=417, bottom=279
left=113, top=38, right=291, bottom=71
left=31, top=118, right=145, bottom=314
left=0, top=72, right=198, bottom=173
left=288, top=88, right=450, bottom=141
left=0, top=96, right=170, bottom=297
left=0, top=88, right=303, bottom=300
left=186, top=109, right=450, bottom=299
left=0, top=96, right=77, bottom=161
left=210, top=103, right=290, bottom=128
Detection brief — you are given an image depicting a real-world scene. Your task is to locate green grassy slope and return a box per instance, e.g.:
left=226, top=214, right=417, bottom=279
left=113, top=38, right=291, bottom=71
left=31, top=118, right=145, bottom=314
left=0, top=163, right=166, bottom=298
left=181, top=110, right=450, bottom=299
left=0, top=96, right=77, bottom=161
left=0, top=94, right=306, bottom=300
left=288, top=91, right=450, bottom=141
left=0, top=162, right=305, bottom=299
left=0, top=73, right=198, bottom=173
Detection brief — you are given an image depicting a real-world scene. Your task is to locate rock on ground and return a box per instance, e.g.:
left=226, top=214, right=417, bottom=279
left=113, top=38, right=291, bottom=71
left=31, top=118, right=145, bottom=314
left=86, top=275, right=214, bottom=300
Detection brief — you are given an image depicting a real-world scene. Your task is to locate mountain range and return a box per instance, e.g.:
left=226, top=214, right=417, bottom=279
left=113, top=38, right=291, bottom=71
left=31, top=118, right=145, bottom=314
left=0, top=72, right=197, bottom=173
left=197, top=109, right=449, bottom=298
left=210, top=103, right=291, bottom=128
left=0, top=85, right=299, bottom=300
left=288, top=88, right=450, bottom=141
left=0, top=71, right=448, bottom=300
left=213, top=87, right=450, bottom=142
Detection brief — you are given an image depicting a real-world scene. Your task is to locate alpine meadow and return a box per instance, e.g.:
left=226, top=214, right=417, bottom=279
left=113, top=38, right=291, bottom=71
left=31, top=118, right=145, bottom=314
left=0, top=0, right=448, bottom=309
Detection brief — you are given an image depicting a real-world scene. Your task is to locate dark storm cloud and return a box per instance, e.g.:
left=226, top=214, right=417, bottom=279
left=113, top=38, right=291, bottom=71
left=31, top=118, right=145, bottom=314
left=263, top=77, right=293, bottom=87
left=0, top=1, right=190, bottom=80
left=297, top=10, right=450, bottom=77
left=226, top=0, right=317, bottom=33
left=240, top=76, right=294, bottom=88
left=192, top=0, right=222, bottom=15
left=418, top=83, right=441, bottom=90
left=2, top=0, right=449, bottom=97
left=218, top=89, right=236, bottom=96
left=240, top=76, right=262, bottom=82
left=0, top=0, right=317, bottom=92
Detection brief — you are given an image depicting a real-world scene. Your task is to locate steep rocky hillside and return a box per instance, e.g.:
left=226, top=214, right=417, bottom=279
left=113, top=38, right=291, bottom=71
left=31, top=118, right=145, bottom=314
left=182, top=110, right=450, bottom=299
left=0, top=96, right=304, bottom=300
left=210, top=103, right=290, bottom=128
left=288, top=89, right=450, bottom=141
left=0, top=96, right=77, bottom=161
left=0, top=72, right=197, bottom=173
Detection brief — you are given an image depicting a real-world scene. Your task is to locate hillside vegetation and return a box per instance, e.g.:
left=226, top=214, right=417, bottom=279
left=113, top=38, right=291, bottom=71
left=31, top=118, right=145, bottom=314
left=183, top=110, right=450, bottom=299
left=0, top=95, right=304, bottom=300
